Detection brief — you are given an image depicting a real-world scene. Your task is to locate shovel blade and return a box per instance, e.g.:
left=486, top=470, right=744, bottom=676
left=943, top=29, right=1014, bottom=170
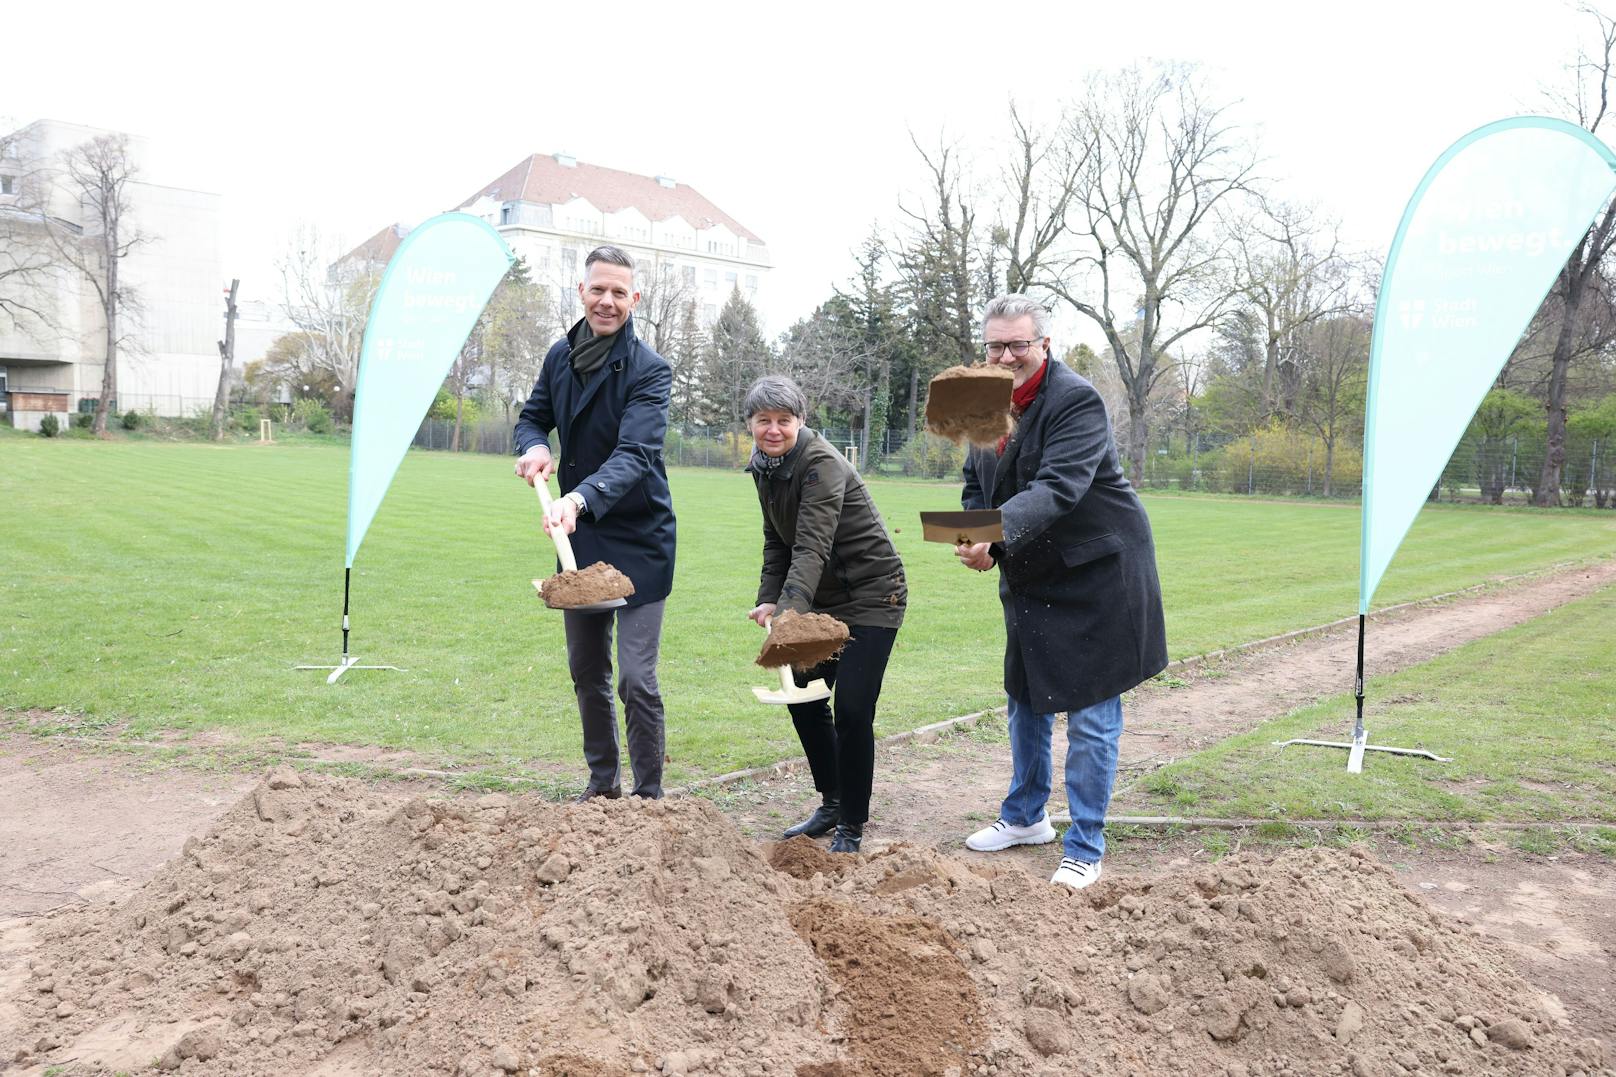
left=751, top=678, right=832, bottom=705
left=919, top=510, right=1004, bottom=545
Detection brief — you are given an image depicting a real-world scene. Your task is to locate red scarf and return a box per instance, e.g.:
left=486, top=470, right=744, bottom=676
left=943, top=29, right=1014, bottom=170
left=997, top=359, right=1048, bottom=455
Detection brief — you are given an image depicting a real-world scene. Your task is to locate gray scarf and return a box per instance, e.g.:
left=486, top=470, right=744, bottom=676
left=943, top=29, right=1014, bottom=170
left=570, top=323, right=618, bottom=380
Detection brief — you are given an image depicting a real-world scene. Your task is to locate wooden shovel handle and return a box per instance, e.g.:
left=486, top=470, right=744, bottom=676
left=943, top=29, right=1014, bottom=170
left=533, top=480, right=578, bottom=573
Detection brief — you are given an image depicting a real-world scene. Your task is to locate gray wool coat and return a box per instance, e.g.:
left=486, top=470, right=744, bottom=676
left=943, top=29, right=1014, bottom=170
left=962, top=359, right=1168, bottom=712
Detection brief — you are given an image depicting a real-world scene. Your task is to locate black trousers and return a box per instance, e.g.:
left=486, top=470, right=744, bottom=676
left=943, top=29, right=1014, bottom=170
left=786, top=623, right=899, bottom=828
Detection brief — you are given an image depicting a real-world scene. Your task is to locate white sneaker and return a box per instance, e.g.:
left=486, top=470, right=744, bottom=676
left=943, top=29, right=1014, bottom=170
left=1050, top=857, right=1102, bottom=890
left=965, top=816, right=1057, bottom=852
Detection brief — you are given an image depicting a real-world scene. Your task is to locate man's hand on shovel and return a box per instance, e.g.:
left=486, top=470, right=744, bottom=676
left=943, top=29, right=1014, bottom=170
left=956, top=542, right=994, bottom=572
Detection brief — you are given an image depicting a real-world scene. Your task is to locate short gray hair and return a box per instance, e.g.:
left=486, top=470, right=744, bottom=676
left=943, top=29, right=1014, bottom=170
left=982, top=293, right=1050, bottom=339
left=585, top=244, right=636, bottom=274
left=743, top=374, right=808, bottom=420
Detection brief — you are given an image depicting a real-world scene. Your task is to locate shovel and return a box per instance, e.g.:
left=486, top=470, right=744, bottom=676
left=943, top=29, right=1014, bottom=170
left=919, top=509, right=1004, bottom=546
left=751, top=618, right=832, bottom=705
left=530, top=479, right=628, bottom=612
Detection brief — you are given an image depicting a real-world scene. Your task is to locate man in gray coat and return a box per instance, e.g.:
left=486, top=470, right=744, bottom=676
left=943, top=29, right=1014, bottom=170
left=957, top=293, right=1167, bottom=890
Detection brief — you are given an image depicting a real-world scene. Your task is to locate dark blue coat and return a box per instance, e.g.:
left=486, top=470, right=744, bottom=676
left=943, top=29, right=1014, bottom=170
left=963, top=358, right=1167, bottom=712
left=514, top=316, right=676, bottom=606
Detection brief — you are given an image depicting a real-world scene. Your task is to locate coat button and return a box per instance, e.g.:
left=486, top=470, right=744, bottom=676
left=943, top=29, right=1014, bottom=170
left=596, top=482, right=607, bottom=490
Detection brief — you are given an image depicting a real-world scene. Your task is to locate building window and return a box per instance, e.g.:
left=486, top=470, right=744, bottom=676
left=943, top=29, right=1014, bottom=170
left=703, top=268, right=718, bottom=288
left=745, top=274, right=759, bottom=295
left=724, top=271, right=738, bottom=291
left=703, top=303, right=718, bottom=322
left=0, top=175, right=13, bottom=196
left=681, top=265, right=695, bottom=286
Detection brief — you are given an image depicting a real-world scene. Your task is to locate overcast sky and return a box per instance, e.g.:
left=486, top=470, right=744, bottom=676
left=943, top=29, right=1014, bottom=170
left=1, top=0, right=1599, bottom=345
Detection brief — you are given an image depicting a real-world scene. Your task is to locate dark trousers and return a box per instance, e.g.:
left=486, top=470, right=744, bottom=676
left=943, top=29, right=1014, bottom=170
left=786, top=623, right=898, bottom=827
left=562, top=599, right=666, bottom=798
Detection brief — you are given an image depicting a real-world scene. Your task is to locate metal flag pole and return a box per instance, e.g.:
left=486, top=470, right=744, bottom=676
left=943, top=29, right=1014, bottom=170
left=1273, top=614, right=1450, bottom=772
left=294, top=567, right=406, bottom=684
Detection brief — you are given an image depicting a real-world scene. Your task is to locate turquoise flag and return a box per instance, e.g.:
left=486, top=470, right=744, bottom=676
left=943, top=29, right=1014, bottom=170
left=1360, top=117, right=1616, bottom=612
left=345, top=213, right=514, bottom=567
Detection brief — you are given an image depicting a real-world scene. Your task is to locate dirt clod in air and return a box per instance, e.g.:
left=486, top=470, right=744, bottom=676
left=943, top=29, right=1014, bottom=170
left=758, top=610, right=850, bottom=670
left=540, top=560, right=635, bottom=608
left=925, top=365, right=1014, bottom=445
left=4, top=774, right=1611, bottom=1077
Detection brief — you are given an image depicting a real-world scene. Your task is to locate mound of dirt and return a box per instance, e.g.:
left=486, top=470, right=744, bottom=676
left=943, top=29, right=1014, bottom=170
left=758, top=611, right=849, bottom=671
left=5, top=771, right=1611, bottom=1077
left=540, top=562, right=635, bottom=609
left=925, top=365, right=1013, bottom=446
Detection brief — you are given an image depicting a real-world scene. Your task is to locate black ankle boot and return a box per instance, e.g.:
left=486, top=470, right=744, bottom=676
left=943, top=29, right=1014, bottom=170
left=829, top=822, right=863, bottom=853
left=782, top=794, right=840, bottom=839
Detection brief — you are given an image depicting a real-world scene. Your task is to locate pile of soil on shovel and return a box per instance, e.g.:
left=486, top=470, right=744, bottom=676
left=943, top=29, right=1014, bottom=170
left=925, top=365, right=1014, bottom=445
left=757, top=611, right=850, bottom=671
left=540, top=562, right=635, bottom=609
left=7, top=772, right=1612, bottom=1077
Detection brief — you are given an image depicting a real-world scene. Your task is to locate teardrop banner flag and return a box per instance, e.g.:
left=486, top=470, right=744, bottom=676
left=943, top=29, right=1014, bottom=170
left=1278, top=117, right=1616, bottom=771
left=1359, top=117, right=1616, bottom=612
left=297, top=212, right=513, bottom=683
left=346, top=213, right=515, bottom=567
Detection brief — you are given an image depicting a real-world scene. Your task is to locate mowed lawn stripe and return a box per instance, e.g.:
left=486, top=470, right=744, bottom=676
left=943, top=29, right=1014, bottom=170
left=4, top=439, right=1615, bottom=782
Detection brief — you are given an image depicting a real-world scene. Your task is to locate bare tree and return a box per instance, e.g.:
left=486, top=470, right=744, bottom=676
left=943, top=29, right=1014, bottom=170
left=989, top=101, right=1086, bottom=297
left=45, top=134, right=150, bottom=434
left=211, top=278, right=239, bottom=440
left=0, top=125, right=61, bottom=335
left=277, top=226, right=375, bottom=421
left=635, top=257, right=697, bottom=354
left=1052, top=63, right=1258, bottom=484
left=1231, top=200, right=1355, bottom=418
left=1535, top=4, right=1616, bottom=504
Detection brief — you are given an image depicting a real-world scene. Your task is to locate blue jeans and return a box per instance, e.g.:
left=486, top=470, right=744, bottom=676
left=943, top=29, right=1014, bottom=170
left=1000, top=693, right=1123, bottom=863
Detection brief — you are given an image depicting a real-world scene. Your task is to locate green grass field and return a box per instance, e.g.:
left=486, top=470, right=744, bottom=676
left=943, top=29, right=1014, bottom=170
left=4, top=438, right=1615, bottom=784
left=1126, top=581, right=1616, bottom=830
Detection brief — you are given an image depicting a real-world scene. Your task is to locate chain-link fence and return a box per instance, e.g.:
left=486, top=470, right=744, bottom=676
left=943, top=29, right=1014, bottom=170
left=1130, top=430, right=1615, bottom=506
left=408, top=415, right=1616, bottom=507
left=414, top=420, right=973, bottom=481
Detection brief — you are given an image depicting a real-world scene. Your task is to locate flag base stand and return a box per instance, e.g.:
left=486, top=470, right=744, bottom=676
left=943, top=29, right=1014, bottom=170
left=1273, top=730, right=1452, bottom=773
left=1273, top=613, right=1450, bottom=773
left=295, top=655, right=407, bottom=684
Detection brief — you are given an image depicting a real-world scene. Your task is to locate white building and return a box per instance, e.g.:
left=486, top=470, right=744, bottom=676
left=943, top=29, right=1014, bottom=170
left=0, top=119, right=223, bottom=427
left=455, top=152, right=770, bottom=329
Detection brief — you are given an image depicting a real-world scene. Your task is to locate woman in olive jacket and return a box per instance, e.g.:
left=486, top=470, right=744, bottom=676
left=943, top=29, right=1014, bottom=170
left=744, top=375, right=907, bottom=853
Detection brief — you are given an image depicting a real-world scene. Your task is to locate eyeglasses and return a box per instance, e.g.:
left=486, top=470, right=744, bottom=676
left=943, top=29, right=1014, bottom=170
left=984, top=339, right=1043, bottom=359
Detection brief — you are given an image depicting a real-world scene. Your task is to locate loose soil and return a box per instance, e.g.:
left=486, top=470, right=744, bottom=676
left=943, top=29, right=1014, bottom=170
left=758, top=612, right=850, bottom=671
left=540, top=563, right=635, bottom=609
left=4, top=561, right=1614, bottom=1074
left=925, top=366, right=1013, bottom=446
left=4, top=775, right=1610, bottom=1076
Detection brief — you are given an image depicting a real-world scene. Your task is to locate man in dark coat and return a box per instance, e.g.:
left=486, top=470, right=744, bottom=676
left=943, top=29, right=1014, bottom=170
left=514, top=245, right=676, bottom=799
left=957, top=293, right=1167, bottom=890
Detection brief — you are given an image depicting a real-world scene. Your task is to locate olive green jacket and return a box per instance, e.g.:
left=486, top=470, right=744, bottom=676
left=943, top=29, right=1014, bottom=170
left=749, top=429, right=906, bottom=629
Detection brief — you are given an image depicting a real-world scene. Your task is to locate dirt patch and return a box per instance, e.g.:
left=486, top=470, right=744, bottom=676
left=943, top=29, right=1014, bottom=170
left=540, top=561, right=634, bottom=608
left=768, top=837, right=848, bottom=881
left=924, top=365, right=1013, bottom=445
left=1395, top=841, right=1616, bottom=1043
left=4, top=773, right=1610, bottom=1076
left=759, top=611, right=850, bottom=671
left=789, top=898, right=982, bottom=1076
